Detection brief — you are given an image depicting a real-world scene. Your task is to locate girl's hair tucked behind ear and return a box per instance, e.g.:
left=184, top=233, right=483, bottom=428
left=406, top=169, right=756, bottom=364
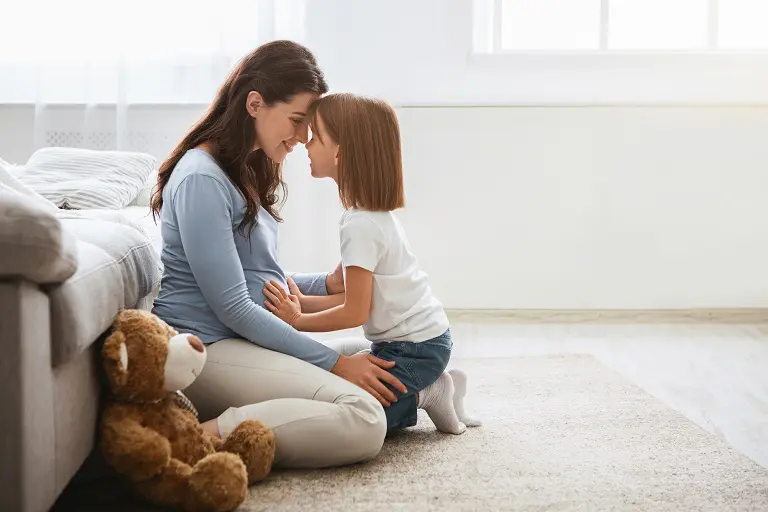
left=151, top=40, right=328, bottom=234
left=311, top=93, right=405, bottom=211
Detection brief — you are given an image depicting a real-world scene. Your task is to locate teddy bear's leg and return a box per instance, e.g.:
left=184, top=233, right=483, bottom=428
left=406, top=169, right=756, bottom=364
left=134, top=454, right=247, bottom=512
left=219, top=419, right=276, bottom=484
left=188, top=452, right=249, bottom=512
left=133, top=458, right=192, bottom=510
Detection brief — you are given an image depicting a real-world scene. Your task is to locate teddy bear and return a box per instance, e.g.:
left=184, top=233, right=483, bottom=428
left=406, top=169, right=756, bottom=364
left=98, top=309, right=276, bottom=512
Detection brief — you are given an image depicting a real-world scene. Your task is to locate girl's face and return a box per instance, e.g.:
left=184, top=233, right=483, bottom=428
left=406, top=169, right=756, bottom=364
left=306, top=112, right=339, bottom=181
left=249, top=91, right=317, bottom=163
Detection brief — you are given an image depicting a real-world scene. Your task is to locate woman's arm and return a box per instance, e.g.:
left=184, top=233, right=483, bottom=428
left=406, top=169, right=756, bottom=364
left=264, top=266, right=372, bottom=332
left=174, top=174, right=341, bottom=371
left=286, top=272, right=328, bottom=296
left=289, top=262, right=344, bottom=296
left=174, top=174, right=406, bottom=403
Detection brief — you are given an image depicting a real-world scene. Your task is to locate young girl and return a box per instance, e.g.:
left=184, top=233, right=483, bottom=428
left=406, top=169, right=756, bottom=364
left=263, top=93, right=480, bottom=435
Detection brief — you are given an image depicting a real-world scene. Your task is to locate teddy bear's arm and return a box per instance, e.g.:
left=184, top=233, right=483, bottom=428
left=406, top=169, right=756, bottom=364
left=100, top=404, right=172, bottom=481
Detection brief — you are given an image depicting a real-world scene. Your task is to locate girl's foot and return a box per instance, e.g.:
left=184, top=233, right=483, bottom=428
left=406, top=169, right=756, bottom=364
left=448, top=368, right=482, bottom=427
left=418, top=373, right=466, bottom=434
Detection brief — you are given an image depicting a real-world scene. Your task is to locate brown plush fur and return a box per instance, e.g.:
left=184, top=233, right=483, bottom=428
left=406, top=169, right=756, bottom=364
left=99, top=309, right=276, bottom=512
left=220, top=420, right=276, bottom=483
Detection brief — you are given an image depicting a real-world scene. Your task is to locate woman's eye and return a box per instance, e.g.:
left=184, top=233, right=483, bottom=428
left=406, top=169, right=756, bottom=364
left=292, top=118, right=303, bottom=125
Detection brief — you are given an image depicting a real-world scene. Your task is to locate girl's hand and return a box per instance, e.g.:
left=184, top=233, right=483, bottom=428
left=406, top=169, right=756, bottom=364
left=263, top=280, right=301, bottom=326
left=285, top=278, right=306, bottom=306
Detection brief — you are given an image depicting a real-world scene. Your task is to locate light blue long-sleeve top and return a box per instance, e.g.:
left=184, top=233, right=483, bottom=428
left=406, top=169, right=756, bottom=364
left=151, top=148, right=340, bottom=371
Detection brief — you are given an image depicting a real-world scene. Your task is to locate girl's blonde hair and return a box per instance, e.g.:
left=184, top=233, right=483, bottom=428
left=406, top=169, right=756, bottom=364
left=310, top=93, right=405, bottom=211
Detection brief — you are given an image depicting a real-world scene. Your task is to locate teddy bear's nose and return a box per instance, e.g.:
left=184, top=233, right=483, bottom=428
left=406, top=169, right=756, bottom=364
left=187, top=335, right=205, bottom=353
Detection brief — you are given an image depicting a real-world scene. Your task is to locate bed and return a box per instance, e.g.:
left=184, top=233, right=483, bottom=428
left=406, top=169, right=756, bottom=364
left=120, top=205, right=163, bottom=256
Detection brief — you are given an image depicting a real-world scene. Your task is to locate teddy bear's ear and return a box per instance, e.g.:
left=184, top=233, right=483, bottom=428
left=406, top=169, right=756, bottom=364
left=102, top=331, right=129, bottom=388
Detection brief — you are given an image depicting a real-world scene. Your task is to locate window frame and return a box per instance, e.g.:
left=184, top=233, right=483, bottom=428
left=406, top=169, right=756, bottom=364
left=478, top=0, right=768, bottom=54
left=469, top=0, right=768, bottom=106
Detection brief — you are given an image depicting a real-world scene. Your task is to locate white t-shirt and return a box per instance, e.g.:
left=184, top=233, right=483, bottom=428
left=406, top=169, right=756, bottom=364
left=339, top=208, right=449, bottom=343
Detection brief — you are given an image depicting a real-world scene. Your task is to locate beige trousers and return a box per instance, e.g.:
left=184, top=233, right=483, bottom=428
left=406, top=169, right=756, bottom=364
left=183, top=337, right=383, bottom=469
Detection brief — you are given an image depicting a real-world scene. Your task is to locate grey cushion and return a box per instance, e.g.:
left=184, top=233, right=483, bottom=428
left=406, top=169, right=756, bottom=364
left=49, top=218, right=161, bottom=366
left=0, top=191, right=78, bottom=284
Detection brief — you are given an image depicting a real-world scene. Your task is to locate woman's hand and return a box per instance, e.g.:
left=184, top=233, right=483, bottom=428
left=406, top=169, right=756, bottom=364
left=331, top=353, right=408, bottom=407
left=325, top=262, right=345, bottom=295
left=263, top=280, right=301, bottom=326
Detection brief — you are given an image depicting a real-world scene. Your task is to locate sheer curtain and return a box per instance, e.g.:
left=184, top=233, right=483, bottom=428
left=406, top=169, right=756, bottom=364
left=1, top=0, right=306, bottom=156
left=0, top=0, right=342, bottom=273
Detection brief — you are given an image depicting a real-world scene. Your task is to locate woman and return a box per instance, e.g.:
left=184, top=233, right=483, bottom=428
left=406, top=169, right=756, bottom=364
left=150, top=40, right=406, bottom=469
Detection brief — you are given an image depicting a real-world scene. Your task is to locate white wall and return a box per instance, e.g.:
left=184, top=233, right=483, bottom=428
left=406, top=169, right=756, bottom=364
left=396, top=106, right=768, bottom=309
left=3, top=0, right=768, bottom=309
left=3, top=105, right=768, bottom=309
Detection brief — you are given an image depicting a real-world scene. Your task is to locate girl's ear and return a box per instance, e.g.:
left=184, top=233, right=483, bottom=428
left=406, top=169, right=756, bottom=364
left=246, top=91, right=264, bottom=118
left=334, top=147, right=340, bottom=167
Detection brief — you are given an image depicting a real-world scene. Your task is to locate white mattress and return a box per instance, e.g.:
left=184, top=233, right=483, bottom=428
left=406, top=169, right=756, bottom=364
left=120, top=206, right=163, bottom=256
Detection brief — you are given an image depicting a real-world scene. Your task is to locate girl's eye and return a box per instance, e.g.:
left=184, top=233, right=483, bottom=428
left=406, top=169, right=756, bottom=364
left=292, top=118, right=303, bottom=125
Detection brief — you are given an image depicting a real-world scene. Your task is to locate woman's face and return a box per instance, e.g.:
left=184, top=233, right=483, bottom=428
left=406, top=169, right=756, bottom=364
left=249, top=91, right=318, bottom=163
left=306, top=113, right=339, bottom=180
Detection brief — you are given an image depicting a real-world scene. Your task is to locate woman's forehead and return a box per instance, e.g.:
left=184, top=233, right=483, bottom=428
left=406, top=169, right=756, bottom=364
left=283, top=91, right=318, bottom=114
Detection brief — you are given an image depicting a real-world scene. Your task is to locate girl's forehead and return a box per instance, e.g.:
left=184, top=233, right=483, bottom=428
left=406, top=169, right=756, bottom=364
left=311, top=112, right=326, bottom=132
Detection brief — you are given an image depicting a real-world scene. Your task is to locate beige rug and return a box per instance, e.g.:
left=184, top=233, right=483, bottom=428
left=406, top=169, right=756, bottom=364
left=55, top=355, right=768, bottom=511
left=243, top=355, right=768, bottom=511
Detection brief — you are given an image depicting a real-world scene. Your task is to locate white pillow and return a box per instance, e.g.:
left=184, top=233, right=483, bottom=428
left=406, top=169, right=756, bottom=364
left=128, top=168, right=158, bottom=207
left=0, top=159, right=60, bottom=213
left=17, top=147, right=156, bottom=210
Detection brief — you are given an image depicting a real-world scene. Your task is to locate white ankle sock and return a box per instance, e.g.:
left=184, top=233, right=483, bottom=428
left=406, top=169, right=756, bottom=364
left=418, top=373, right=466, bottom=434
left=447, top=368, right=482, bottom=427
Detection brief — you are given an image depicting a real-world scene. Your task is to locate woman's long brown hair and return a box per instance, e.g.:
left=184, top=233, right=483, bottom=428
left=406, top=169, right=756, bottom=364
left=150, top=40, right=328, bottom=234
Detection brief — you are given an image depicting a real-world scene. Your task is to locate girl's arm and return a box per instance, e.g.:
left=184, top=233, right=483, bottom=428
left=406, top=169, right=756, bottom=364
left=301, top=293, right=346, bottom=313
left=263, top=266, right=372, bottom=332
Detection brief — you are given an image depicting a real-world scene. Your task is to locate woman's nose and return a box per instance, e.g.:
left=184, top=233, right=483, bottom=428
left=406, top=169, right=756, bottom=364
left=187, top=335, right=204, bottom=353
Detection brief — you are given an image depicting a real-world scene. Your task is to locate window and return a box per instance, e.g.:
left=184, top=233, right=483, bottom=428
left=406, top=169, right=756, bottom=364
left=474, top=0, right=768, bottom=53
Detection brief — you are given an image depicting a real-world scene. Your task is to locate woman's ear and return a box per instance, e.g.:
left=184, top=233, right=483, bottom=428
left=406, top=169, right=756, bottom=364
left=334, top=147, right=340, bottom=167
left=246, top=91, right=264, bottom=118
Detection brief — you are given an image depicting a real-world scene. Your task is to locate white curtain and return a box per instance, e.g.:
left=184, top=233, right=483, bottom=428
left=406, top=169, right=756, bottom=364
left=0, top=0, right=306, bottom=155
left=0, top=0, right=343, bottom=274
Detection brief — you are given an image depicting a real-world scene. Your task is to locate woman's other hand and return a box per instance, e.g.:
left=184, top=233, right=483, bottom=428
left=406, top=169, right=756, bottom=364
left=330, top=353, right=407, bottom=407
left=263, top=280, right=301, bottom=326
left=325, top=261, right=345, bottom=295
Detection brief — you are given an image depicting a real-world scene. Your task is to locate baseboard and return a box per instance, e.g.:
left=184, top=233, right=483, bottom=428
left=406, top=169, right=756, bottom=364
left=445, top=308, right=768, bottom=324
